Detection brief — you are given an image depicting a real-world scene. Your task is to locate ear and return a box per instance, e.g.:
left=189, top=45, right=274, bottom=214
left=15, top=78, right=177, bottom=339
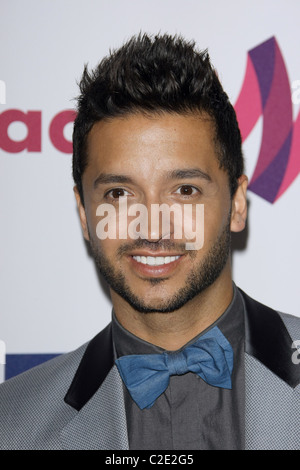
left=74, top=186, right=90, bottom=241
left=230, top=175, right=248, bottom=233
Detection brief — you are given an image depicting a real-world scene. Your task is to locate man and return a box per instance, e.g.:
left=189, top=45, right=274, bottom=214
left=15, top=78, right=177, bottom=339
left=0, top=33, right=299, bottom=450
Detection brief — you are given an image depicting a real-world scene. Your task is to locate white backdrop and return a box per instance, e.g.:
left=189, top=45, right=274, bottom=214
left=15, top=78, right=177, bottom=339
left=0, top=0, right=299, bottom=381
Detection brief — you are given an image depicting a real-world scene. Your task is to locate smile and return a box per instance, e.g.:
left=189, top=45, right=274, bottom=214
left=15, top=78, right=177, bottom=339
left=132, top=255, right=181, bottom=266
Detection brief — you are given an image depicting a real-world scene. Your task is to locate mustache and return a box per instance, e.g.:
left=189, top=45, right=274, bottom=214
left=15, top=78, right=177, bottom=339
left=117, top=238, right=189, bottom=256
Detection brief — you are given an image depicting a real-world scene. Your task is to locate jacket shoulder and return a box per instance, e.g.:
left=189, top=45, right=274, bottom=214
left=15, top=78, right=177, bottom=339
left=239, top=287, right=300, bottom=340
left=0, top=322, right=113, bottom=449
left=0, top=341, right=88, bottom=449
left=239, top=288, right=300, bottom=388
left=0, top=341, right=88, bottom=397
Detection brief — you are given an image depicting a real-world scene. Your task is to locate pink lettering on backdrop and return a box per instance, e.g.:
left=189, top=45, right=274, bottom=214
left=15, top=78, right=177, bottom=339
left=49, top=110, right=76, bottom=153
left=0, top=109, right=41, bottom=152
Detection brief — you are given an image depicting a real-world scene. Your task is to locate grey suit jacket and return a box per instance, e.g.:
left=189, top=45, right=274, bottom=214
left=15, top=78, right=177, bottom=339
left=0, top=289, right=299, bottom=450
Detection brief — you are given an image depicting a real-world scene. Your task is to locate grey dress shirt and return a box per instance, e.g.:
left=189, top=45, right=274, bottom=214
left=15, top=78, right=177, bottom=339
left=112, top=284, right=245, bottom=450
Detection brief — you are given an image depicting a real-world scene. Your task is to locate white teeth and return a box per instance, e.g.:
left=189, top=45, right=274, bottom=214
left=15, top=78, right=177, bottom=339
left=133, top=255, right=181, bottom=266
left=147, top=256, right=156, bottom=266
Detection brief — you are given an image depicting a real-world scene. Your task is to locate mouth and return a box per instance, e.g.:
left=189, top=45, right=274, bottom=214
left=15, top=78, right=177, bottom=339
left=128, top=253, right=184, bottom=278
left=132, top=255, right=181, bottom=266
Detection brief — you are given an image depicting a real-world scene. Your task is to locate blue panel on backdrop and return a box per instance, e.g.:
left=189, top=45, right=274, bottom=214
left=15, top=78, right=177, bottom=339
left=6, top=354, right=61, bottom=380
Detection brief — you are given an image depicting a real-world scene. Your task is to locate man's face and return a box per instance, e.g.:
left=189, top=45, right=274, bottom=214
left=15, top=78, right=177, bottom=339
left=76, top=112, right=246, bottom=313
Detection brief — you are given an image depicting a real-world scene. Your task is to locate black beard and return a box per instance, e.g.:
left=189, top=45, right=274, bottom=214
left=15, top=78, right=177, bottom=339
left=88, top=217, right=231, bottom=314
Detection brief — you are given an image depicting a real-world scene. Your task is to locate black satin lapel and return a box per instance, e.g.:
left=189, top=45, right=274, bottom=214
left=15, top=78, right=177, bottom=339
left=64, top=323, right=114, bottom=411
left=240, top=289, right=300, bottom=388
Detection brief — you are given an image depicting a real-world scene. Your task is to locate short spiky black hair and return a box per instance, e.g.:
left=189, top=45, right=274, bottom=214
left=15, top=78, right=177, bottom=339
left=72, top=33, right=243, bottom=203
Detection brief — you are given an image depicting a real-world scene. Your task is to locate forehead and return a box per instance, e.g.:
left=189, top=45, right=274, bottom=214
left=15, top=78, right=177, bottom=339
left=84, top=112, right=220, bottom=180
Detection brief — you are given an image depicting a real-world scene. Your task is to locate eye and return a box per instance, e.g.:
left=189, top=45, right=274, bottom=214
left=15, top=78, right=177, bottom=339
left=105, top=188, right=131, bottom=200
left=174, top=185, right=200, bottom=197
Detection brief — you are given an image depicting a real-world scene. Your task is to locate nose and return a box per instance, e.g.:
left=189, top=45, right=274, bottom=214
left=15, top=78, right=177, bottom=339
left=130, top=197, right=181, bottom=243
left=147, top=202, right=175, bottom=242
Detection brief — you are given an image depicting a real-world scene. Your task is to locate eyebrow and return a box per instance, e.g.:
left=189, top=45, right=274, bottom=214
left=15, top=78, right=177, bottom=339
left=93, top=173, right=135, bottom=189
left=167, top=168, right=212, bottom=182
left=93, top=167, right=212, bottom=190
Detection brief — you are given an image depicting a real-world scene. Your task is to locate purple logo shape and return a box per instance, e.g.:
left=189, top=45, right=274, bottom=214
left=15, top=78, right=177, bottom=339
left=235, top=37, right=300, bottom=203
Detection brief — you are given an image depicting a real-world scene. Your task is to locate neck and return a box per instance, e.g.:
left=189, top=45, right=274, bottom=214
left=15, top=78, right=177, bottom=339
left=111, top=269, right=233, bottom=351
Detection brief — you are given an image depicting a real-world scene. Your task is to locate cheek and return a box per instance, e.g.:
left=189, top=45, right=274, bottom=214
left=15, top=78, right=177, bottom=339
left=84, top=201, right=97, bottom=233
left=87, top=199, right=133, bottom=242
left=202, top=202, right=230, bottom=244
left=91, top=235, right=122, bottom=265
left=101, top=239, right=120, bottom=257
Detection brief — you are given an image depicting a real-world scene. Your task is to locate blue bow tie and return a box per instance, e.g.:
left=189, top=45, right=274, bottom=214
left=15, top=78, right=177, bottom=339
left=115, top=326, right=233, bottom=410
